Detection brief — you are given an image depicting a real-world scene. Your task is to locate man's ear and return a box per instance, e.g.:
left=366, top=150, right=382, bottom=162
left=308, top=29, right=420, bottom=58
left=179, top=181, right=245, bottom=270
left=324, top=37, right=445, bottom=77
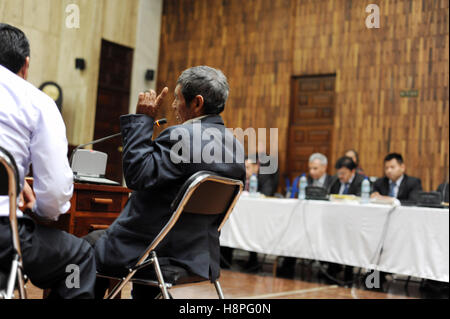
left=18, top=57, right=30, bottom=80
left=191, top=95, right=204, bottom=115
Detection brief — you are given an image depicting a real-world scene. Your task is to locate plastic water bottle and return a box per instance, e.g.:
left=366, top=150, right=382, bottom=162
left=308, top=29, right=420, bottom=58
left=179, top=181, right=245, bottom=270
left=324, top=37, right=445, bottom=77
left=361, top=177, right=371, bottom=204
left=249, top=174, right=258, bottom=196
left=298, top=174, right=307, bottom=200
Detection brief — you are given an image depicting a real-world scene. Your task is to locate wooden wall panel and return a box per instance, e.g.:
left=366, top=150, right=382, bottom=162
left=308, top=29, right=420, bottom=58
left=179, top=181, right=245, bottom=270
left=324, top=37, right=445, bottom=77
left=157, top=0, right=449, bottom=191
left=1, top=0, right=140, bottom=145
left=292, top=0, right=449, bottom=191
left=156, top=0, right=295, bottom=175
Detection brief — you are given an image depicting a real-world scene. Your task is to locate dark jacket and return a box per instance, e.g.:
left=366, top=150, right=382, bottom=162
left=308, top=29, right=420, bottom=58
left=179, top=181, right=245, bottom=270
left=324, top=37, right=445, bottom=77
left=437, top=182, right=449, bottom=203
left=258, top=161, right=279, bottom=197
left=290, top=174, right=337, bottom=198
left=307, top=174, right=338, bottom=193
left=329, top=173, right=365, bottom=196
left=94, top=114, right=246, bottom=281
left=372, top=174, right=423, bottom=202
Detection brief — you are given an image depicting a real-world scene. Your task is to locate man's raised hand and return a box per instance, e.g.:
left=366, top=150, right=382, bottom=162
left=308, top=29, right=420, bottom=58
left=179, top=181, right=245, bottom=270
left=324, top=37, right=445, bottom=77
left=136, top=87, right=169, bottom=118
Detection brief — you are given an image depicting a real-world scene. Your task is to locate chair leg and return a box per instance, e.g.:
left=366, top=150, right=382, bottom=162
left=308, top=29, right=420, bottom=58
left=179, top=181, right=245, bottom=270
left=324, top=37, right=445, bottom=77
left=152, top=254, right=170, bottom=299
left=272, top=257, right=279, bottom=277
left=214, top=281, right=225, bottom=299
left=16, top=265, right=27, bottom=299
left=404, top=276, right=411, bottom=290
left=5, top=257, right=19, bottom=299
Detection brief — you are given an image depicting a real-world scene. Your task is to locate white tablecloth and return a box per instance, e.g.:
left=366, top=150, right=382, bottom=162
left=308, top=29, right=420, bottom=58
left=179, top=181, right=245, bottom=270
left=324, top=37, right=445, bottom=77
left=220, top=196, right=449, bottom=282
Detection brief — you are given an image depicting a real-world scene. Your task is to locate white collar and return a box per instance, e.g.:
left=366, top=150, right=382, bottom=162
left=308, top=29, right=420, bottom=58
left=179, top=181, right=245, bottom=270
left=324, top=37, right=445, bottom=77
left=183, top=115, right=209, bottom=125
left=390, top=174, right=404, bottom=187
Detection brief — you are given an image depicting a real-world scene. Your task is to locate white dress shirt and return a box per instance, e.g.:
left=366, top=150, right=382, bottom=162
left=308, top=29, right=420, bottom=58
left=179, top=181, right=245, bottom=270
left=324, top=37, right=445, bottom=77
left=0, top=65, right=73, bottom=220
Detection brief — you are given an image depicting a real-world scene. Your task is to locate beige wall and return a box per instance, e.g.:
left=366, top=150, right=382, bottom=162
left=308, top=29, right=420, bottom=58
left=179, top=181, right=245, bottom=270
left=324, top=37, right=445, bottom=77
left=1, top=0, right=163, bottom=145
left=129, top=0, right=163, bottom=114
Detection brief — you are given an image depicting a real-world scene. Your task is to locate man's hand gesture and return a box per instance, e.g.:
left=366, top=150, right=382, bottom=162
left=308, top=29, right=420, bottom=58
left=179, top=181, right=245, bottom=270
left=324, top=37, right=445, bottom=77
left=136, top=87, right=169, bottom=118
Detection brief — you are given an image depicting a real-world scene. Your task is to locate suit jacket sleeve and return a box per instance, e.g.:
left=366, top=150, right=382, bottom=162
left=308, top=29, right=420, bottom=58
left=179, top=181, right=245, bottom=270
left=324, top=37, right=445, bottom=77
left=120, top=114, right=185, bottom=191
left=372, top=178, right=384, bottom=194
left=407, top=177, right=423, bottom=201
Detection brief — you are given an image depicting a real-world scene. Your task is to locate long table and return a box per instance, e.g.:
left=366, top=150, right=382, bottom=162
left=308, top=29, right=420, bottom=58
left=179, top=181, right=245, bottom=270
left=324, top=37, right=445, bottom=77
left=220, top=196, right=449, bottom=282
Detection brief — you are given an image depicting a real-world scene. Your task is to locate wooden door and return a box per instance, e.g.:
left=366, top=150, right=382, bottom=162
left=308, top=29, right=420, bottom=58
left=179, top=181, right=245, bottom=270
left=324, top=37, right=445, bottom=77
left=93, top=40, right=134, bottom=183
left=286, top=75, right=336, bottom=182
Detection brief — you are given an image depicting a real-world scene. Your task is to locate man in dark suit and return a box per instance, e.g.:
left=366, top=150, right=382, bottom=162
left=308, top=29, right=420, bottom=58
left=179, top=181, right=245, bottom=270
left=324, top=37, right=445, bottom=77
left=327, top=156, right=365, bottom=285
left=244, top=154, right=279, bottom=197
left=437, top=182, right=449, bottom=203
left=329, top=156, right=365, bottom=196
left=307, top=153, right=337, bottom=192
left=371, top=153, right=422, bottom=204
left=278, top=153, right=336, bottom=278
left=87, top=66, right=246, bottom=299
left=289, top=153, right=336, bottom=198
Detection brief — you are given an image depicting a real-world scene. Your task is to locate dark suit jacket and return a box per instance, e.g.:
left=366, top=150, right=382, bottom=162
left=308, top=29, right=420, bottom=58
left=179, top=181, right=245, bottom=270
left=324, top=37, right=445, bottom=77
left=329, top=173, right=365, bottom=196
left=307, top=174, right=338, bottom=194
left=258, top=159, right=279, bottom=196
left=94, top=114, right=246, bottom=281
left=372, top=174, right=423, bottom=202
left=290, top=174, right=337, bottom=198
left=437, top=183, right=449, bottom=203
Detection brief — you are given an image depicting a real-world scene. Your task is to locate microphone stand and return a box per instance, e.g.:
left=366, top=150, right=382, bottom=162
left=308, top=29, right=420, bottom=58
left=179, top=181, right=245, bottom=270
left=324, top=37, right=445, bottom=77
left=69, top=133, right=121, bottom=167
left=69, top=118, right=167, bottom=166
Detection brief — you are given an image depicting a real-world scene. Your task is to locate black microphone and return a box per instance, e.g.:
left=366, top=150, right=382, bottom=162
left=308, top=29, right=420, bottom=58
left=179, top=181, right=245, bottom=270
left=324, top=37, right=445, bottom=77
left=69, top=118, right=167, bottom=165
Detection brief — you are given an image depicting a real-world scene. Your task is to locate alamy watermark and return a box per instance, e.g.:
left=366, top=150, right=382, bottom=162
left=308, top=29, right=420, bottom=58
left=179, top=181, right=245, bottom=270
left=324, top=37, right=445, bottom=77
left=365, top=4, right=380, bottom=29
left=65, top=4, right=80, bottom=29
left=65, top=264, right=80, bottom=289
left=168, top=122, right=279, bottom=174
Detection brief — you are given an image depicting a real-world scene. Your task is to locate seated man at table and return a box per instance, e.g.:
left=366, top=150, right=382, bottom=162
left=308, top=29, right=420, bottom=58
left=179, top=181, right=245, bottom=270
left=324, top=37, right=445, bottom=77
left=329, top=156, right=365, bottom=196
left=327, top=156, right=365, bottom=285
left=289, top=153, right=336, bottom=198
left=86, top=66, right=246, bottom=299
left=0, top=24, right=96, bottom=298
left=307, top=153, right=337, bottom=192
left=371, top=153, right=422, bottom=204
left=278, top=153, right=337, bottom=278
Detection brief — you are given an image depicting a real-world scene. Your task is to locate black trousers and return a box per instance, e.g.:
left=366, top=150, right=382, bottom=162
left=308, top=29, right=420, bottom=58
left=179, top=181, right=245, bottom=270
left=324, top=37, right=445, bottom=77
left=0, top=216, right=96, bottom=298
left=84, top=229, right=161, bottom=299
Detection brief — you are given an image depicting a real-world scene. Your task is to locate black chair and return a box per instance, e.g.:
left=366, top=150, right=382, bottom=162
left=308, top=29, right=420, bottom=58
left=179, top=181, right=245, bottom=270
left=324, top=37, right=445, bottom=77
left=0, top=146, right=27, bottom=299
left=98, top=171, right=243, bottom=299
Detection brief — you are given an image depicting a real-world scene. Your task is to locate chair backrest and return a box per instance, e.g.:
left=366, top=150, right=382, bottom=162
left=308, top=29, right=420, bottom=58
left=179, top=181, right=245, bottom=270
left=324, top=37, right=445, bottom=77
left=0, top=146, right=20, bottom=196
left=0, top=146, right=22, bottom=256
left=0, top=147, right=27, bottom=299
left=144, top=171, right=243, bottom=257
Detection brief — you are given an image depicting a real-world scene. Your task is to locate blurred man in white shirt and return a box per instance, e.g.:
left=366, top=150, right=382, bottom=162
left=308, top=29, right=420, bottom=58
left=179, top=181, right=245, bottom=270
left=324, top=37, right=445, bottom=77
left=0, top=23, right=95, bottom=298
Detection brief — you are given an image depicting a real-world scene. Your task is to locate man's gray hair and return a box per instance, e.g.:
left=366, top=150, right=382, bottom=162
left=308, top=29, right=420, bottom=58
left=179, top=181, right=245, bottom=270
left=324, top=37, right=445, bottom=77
left=177, top=66, right=229, bottom=115
left=309, top=153, right=328, bottom=166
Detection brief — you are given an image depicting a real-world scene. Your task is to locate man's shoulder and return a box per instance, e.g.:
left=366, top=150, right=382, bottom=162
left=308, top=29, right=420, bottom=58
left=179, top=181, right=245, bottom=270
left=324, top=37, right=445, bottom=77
left=2, top=67, right=56, bottom=112
left=158, top=116, right=228, bottom=139
left=404, top=174, right=422, bottom=186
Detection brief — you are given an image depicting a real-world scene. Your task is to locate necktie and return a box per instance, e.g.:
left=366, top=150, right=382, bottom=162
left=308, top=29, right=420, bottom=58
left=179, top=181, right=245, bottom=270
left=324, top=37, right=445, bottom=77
left=343, top=183, right=350, bottom=194
left=389, top=182, right=396, bottom=197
